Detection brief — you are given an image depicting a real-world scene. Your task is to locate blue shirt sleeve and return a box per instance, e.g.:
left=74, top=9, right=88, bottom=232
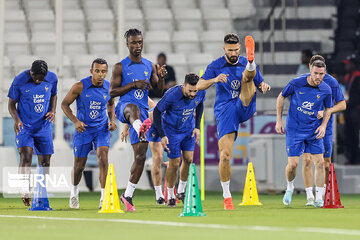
left=156, top=93, right=172, bottom=113
left=324, top=93, right=333, bottom=108
left=50, top=74, right=58, bottom=96
left=253, top=65, right=264, bottom=87
left=281, top=83, right=295, bottom=98
left=202, top=64, right=217, bottom=80
left=7, top=81, right=20, bottom=102
left=333, top=86, right=345, bottom=103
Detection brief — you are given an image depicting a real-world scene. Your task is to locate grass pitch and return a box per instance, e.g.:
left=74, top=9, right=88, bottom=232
left=1, top=191, right=360, bottom=240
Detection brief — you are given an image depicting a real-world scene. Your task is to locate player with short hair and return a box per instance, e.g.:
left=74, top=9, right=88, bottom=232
left=8, top=60, right=58, bottom=206
left=302, top=55, right=346, bottom=206
left=121, top=97, right=166, bottom=205
left=153, top=73, right=205, bottom=207
left=110, top=28, right=167, bottom=211
left=276, top=60, right=333, bottom=207
left=197, top=33, right=271, bottom=210
left=61, top=58, right=117, bottom=209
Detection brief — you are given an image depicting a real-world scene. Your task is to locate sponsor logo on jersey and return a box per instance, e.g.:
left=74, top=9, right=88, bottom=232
left=89, top=110, right=99, bottom=119
left=231, top=80, right=240, bottom=90
left=134, top=89, right=144, bottom=99
left=90, top=101, right=101, bottom=110
left=34, top=104, right=44, bottom=113
left=301, top=101, right=314, bottom=110
left=33, top=94, right=45, bottom=103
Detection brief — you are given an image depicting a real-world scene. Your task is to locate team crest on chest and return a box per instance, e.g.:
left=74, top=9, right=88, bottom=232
left=103, top=94, right=107, bottom=100
left=316, top=94, right=320, bottom=100
left=45, top=86, right=49, bottom=92
left=144, top=71, right=148, bottom=76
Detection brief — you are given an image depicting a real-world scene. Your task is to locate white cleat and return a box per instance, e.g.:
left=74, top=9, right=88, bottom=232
left=69, top=196, right=80, bottom=209
left=305, top=198, right=315, bottom=206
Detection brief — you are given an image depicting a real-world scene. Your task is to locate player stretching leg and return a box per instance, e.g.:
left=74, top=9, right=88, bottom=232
left=8, top=60, right=58, bottom=206
left=121, top=97, right=165, bottom=205
left=110, top=29, right=166, bottom=211
left=62, top=58, right=117, bottom=209
left=276, top=60, right=333, bottom=207
left=302, top=55, right=346, bottom=206
left=197, top=34, right=271, bottom=210
left=154, top=73, right=205, bottom=207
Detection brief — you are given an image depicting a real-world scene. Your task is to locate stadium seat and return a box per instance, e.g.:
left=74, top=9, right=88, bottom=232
left=62, top=77, right=78, bottom=91
left=87, top=31, right=116, bottom=55
left=5, top=10, right=27, bottom=32
left=112, top=0, right=140, bottom=10
left=173, top=8, right=202, bottom=31
left=187, top=53, right=214, bottom=74
left=144, top=8, right=173, bottom=31
left=166, top=53, right=188, bottom=82
left=125, top=9, right=145, bottom=32
left=41, top=55, right=73, bottom=78
left=199, top=0, right=225, bottom=9
left=169, top=0, right=197, bottom=9
left=202, top=8, right=233, bottom=32
left=172, top=31, right=201, bottom=54
left=63, top=32, right=87, bottom=56
left=142, top=53, right=157, bottom=63
left=201, top=30, right=225, bottom=58
left=86, top=9, right=115, bottom=32
left=2, top=56, right=13, bottom=90
left=5, top=32, right=31, bottom=56
left=11, top=55, right=39, bottom=74
left=140, top=0, right=168, bottom=9
left=72, top=54, right=99, bottom=80
left=227, top=0, right=256, bottom=19
left=62, top=0, right=81, bottom=9
left=28, top=9, right=55, bottom=32
left=24, top=0, right=52, bottom=10
left=63, top=9, right=86, bottom=32
left=5, top=0, right=21, bottom=9
left=83, top=0, right=110, bottom=10
left=31, top=31, right=56, bottom=56
left=144, top=31, right=172, bottom=54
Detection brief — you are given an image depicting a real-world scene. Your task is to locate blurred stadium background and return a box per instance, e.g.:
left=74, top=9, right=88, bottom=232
left=0, top=0, right=359, bottom=195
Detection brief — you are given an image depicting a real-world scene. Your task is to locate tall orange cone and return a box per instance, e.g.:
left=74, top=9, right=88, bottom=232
left=240, top=162, right=262, bottom=206
left=98, top=164, right=124, bottom=213
left=322, top=163, right=344, bottom=208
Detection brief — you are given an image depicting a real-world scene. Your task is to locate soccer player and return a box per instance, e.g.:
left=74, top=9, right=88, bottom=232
left=110, top=28, right=167, bottom=211
left=197, top=33, right=271, bottom=210
left=275, top=60, right=333, bottom=207
left=153, top=73, right=205, bottom=207
left=61, top=58, right=117, bottom=209
left=302, top=55, right=346, bottom=206
left=121, top=97, right=166, bottom=205
left=7, top=60, right=58, bottom=206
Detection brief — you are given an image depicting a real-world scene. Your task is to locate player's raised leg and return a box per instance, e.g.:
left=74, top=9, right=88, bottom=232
left=149, top=141, right=165, bottom=204
left=283, top=156, right=300, bottom=206
left=218, top=133, right=236, bottom=210
left=302, top=153, right=315, bottom=206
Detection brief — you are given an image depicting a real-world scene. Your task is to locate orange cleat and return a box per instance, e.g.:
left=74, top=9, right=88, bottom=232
left=138, top=118, right=152, bottom=142
left=223, top=197, right=235, bottom=210
left=245, top=35, right=255, bottom=63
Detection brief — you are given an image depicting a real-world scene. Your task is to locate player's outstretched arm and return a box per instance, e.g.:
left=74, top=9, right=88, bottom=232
left=110, top=63, right=137, bottom=98
left=258, top=82, right=272, bottom=94
left=275, top=93, right=285, bottom=134
left=330, top=100, right=346, bottom=114
left=107, top=97, right=117, bottom=132
left=197, top=74, right=228, bottom=90
left=61, top=82, right=87, bottom=133
left=8, top=98, right=23, bottom=135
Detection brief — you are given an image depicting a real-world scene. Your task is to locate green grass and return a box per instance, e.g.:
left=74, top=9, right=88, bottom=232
left=1, top=191, right=360, bottom=240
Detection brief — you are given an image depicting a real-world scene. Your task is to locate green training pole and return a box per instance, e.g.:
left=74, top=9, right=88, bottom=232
left=199, top=70, right=205, bottom=201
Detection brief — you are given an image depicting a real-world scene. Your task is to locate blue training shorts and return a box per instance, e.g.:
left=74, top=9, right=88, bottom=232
left=16, top=127, right=54, bottom=155
left=147, top=125, right=161, bottom=143
left=215, top=94, right=256, bottom=141
left=286, top=130, right=324, bottom=157
left=73, top=125, right=110, bottom=158
left=323, top=131, right=333, bottom=158
left=164, top=128, right=195, bottom=159
left=116, top=102, right=149, bottom=145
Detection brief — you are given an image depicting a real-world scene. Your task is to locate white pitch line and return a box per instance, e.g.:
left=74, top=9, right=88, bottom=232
left=0, top=215, right=360, bottom=236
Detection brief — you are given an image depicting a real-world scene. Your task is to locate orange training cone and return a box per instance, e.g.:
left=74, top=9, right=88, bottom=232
left=322, top=163, right=344, bottom=209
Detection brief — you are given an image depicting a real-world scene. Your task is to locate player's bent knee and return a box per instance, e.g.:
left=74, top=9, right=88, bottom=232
left=242, top=69, right=256, bottom=83
left=220, top=150, right=232, bottom=163
left=303, top=158, right=312, bottom=168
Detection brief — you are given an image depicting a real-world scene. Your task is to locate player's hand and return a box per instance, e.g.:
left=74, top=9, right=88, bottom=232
left=108, top=121, right=117, bottom=132
left=275, top=120, right=285, bottom=135
left=315, top=125, right=326, bottom=139
left=214, top=74, right=228, bottom=83
left=192, top=128, right=201, bottom=144
left=161, top=136, right=170, bottom=152
left=156, top=64, right=168, bottom=79
left=74, top=120, right=87, bottom=134
left=133, top=80, right=150, bottom=90
left=14, top=119, right=23, bottom=135
left=45, top=111, right=56, bottom=123
left=317, top=110, right=324, bottom=119
left=258, top=82, right=271, bottom=94
left=121, top=127, right=129, bottom=143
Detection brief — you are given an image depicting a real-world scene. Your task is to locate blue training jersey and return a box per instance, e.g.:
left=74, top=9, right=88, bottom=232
left=320, top=73, right=345, bottom=132
left=116, top=56, right=153, bottom=110
left=201, top=56, right=264, bottom=116
left=7, top=69, right=58, bottom=132
left=75, top=76, right=110, bottom=131
left=282, top=74, right=333, bottom=132
left=156, top=85, right=206, bottom=133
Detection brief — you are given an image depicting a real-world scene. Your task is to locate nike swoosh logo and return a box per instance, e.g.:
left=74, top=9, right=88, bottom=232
left=25, top=90, right=30, bottom=92
left=127, top=72, right=133, bottom=75
left=299, top=92, right=305, bottom=94
left=86, top=95, right=91, bottom=97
